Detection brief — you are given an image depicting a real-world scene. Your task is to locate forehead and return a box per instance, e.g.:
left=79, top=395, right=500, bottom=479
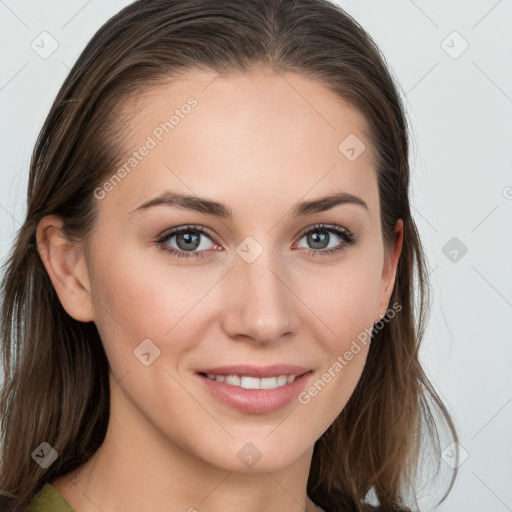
left=105, top=68, right=378, bottom=220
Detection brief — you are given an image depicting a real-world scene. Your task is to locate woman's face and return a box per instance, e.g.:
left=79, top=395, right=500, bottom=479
left=55, top=68, right=402, bottom=473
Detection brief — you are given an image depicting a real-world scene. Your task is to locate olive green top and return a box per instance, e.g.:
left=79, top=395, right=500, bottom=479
left=25, top=483, right=74, bottom=512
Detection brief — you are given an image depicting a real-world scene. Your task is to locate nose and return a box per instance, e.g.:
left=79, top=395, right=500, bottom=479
left=220, top=246, right=298, bottom=345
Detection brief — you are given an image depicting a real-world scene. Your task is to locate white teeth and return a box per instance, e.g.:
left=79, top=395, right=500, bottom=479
left=260, top=377, right=278, bottom=389
left=225, top=375, right=241, bottom=386
left=240, top=376, right=260, bottom=389
left=205, top=373, right=296, bottom=389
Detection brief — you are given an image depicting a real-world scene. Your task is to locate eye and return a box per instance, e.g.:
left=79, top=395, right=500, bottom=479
left=156, top=225, right=219, bottom=259
left=156, top=223, right=357, bottom=260
left=295, top=224, right=356, bottom=257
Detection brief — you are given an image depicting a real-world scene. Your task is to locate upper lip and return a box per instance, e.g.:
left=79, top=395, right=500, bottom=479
left=196, top=364, right=311, bottom=378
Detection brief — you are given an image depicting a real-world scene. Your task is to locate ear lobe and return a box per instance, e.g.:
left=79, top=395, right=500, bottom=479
left=36, top=215, right=95, bottom=323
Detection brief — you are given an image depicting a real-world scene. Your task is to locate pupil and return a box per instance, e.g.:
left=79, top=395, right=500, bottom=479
left=309, top=231, right=328, bottom=249
left=177, top=232, right=200, bottom=251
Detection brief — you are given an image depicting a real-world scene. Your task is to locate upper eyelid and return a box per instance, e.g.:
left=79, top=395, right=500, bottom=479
left=159, top=224, right=216, bottom=238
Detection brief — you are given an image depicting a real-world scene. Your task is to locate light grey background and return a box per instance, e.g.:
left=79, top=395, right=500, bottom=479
left=1, top=1, right=511, bottom=511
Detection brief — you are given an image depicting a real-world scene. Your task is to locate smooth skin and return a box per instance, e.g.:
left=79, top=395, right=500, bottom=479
left=37, top=68, right=403, bottom=512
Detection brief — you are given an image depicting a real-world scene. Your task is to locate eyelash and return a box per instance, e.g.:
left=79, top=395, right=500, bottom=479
left=155, top=223, right=357, bottom=260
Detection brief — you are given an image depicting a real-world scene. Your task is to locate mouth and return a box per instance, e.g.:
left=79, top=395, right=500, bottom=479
left=195, top=364, right=313, bottom=414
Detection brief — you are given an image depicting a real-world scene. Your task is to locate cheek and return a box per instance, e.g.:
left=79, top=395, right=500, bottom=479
left=298, top=255, right=382, bottom=344
left=89, top=244, right=220, bottom=365
left=293, top=258, right=379, bottom=417
left=88, top=247, right=164, bottom=363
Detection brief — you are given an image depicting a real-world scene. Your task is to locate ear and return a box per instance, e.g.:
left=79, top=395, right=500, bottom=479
left=36, top=215, right=95, bottom=322
left=374, top=218, right=403, bottom=323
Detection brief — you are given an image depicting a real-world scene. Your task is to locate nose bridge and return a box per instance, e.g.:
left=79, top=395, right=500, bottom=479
left=222, top=236, right=295, bottom=343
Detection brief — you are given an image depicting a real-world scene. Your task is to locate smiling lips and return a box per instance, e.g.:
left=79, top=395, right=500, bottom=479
left=196, top=364, right=313, bottom=414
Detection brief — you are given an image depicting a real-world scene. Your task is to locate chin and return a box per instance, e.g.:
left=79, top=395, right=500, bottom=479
left=197, top=435, right=311, bottom=474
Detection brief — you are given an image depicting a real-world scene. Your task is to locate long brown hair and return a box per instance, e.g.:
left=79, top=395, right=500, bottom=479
left=0, top=1, right=459, bottom=510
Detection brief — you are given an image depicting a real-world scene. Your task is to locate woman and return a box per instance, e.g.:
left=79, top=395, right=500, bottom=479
left=0, top=0, right=459, bottom=510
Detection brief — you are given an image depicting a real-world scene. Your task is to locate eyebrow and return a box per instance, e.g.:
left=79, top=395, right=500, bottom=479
left=129, top=190, right=369, bottom=219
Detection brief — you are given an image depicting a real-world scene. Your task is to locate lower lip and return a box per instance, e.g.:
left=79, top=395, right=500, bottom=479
left=197, top=372, right=313, bottom=414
